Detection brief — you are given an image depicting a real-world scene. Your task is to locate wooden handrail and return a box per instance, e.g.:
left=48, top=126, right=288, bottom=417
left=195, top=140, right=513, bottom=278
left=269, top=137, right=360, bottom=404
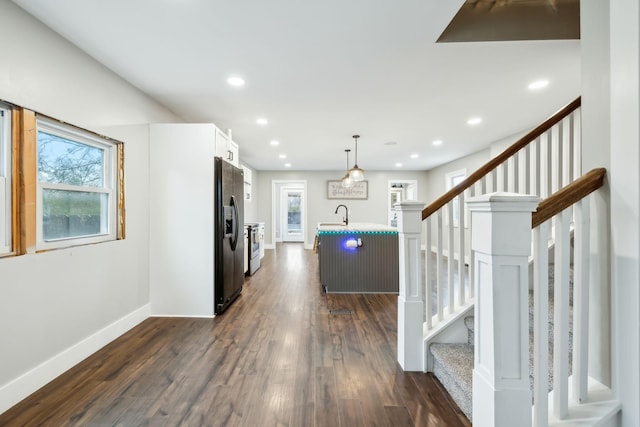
left=531, top=168, right=606, bottom=228
left=422, top=97, right=582, bottom=220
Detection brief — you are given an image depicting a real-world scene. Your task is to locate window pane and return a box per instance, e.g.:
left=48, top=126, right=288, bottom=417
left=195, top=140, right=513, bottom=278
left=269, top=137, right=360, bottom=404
left=38, top=131, right=104, bottom=187
left=287, top=193, right=301, bottom=234
left=452, top=174, right=465, bottom=187
left=42, top=189, right=108, bottom=240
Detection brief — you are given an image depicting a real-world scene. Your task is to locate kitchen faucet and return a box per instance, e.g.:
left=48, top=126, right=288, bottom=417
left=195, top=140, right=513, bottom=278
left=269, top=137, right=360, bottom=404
left=335, top=204, right=349, bottom=226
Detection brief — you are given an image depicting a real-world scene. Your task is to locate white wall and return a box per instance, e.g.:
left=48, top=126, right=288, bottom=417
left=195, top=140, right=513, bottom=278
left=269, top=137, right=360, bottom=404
left=0, top=1, right=180, bottom=413
left=489, top=131, right=528, bottom=159
left=580, top=0, right=612, bottom=387
left=149, top=124, right=215, bottom=317
left=609, top=0, right=640, bottom=425
left=257, top=170, right=429, bottom=247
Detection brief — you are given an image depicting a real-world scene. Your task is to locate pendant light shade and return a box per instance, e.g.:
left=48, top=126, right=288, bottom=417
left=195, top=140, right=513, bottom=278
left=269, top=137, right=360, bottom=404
left=348, top=135, right=365, bottom=182
left=341, top=149, right=353, bottom=188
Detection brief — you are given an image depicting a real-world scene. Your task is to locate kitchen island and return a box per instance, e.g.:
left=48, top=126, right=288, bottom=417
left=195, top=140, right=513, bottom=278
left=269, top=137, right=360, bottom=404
left=317, top=222, right=399, bottom=293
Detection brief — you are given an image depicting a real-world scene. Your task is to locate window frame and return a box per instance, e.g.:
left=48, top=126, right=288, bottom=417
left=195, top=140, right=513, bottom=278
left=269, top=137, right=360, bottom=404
left=445, top=168, right=467, bottom=228
left=0, top=104, right=11, bottom=255
left=35, top=116, right=118, bottom=250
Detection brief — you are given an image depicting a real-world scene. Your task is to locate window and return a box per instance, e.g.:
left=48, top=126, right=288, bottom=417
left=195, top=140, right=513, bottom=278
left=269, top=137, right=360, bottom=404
left=36, top=117, right=118, bottom=249
left=0, top=104, right=11, bottom=254
left=445, top=169, right=467, bottom=227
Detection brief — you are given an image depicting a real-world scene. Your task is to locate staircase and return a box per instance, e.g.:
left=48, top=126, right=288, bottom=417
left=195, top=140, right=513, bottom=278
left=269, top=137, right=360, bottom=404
left=430, top=273, right=575, bottom=421
left=430, top=320, right=474, bottom=420
left=394, top=97, right=620, bottom=426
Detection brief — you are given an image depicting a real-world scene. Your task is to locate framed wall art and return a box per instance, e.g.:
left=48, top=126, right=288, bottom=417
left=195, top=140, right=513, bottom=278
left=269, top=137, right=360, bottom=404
left=327, top=180, right=368, bottom=199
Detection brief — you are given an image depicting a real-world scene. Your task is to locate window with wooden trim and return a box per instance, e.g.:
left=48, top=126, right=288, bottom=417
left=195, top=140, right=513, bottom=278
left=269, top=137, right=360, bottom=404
left=0, top=104, right=11, bottom=254
left=35, top=116, right=121, bottom=250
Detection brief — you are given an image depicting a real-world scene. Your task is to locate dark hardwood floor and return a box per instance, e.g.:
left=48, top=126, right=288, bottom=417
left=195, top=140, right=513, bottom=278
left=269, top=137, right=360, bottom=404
left=0, top=243, right=471, bottom=427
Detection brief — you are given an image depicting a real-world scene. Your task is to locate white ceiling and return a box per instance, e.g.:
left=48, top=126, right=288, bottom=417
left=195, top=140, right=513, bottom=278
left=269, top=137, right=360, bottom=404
left=12, top=0, right=580, bottom=172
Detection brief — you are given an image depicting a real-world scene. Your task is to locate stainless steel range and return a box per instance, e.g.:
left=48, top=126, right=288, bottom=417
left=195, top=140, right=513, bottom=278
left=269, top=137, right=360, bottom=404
left=244, top=223, right=261, bottom=275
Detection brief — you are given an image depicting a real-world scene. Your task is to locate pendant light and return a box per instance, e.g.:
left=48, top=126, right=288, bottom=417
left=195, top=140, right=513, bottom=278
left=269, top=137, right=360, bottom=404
left=348, top=134, right=365, bottom=182
left=341, top=149, right=353, bottom=188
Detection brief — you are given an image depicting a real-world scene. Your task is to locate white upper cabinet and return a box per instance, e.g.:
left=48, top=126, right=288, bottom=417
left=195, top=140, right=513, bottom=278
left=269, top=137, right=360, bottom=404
left=228, top=139, right=239, bottom=167
left=241, top=165, right=252, bottom=200
left=215, top=127, right=239, bottom=167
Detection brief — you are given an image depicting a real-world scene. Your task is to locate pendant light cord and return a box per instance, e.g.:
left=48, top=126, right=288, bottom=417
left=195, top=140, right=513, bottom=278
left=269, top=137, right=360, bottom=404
left=353, top=135, right=360, bottom=167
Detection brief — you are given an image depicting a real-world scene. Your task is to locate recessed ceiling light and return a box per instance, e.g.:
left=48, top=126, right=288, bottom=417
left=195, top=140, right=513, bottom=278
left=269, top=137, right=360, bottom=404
left=284, top=163, right=292, bottom=168
left=256, top=117, right=268, bottom=126
left=395, top=162, right=403, bottom=168
left=279, top=154, right=287, bottom=159
left=270, top=140, right=280, bottom=146
left=410, top=153, right=419, bottom=159
left=528, top=79, right=549, bottom=91
left=432, top=139, right=443, bottom=146
left=227, top=76, right=245, bottom=87
left=467, top=117, right=482, bottom=126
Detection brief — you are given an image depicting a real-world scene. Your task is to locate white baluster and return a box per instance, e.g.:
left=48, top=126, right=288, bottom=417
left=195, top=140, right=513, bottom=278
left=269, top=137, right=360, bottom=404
left=543, top=131, right=552, bottom=198
left=573, top=109, right=582, bottom=180
left=510, top=154, right=519, bottom=192
left=437, top=210, right=444, bottom=322
left=458, top=192, right=466, bottom=305
left=553, top=208, right=571, bottom=419
left=573, top=197, right=590, bottom=403
left=533, top=221, right=550, bottom=427
left=562, top=116, right=571, bottom=187
left=447, top=201, right=455, bottom=313
left=567, top=114, right=575, bottom=185
left=550, top=123, right=560, bottom=193
left=425, top=217, right=433, bottom=330
left=491, top=169, right=498, bottom=192
left=529, top=137, right=542, bottom=197
left=524, top=144, right=531, bottom=194
left=499, top=162, right=508, bottom=192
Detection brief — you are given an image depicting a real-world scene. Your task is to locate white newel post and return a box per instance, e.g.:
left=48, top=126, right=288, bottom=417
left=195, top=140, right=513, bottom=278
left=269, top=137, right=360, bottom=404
left=467, top=193, right=540, bottom=427
left=396, top=200, right=426, bottom=371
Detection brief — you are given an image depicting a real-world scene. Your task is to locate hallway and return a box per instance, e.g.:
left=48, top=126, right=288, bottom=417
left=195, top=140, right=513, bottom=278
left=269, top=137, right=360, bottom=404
left=0, top=243, right=470, bottom=426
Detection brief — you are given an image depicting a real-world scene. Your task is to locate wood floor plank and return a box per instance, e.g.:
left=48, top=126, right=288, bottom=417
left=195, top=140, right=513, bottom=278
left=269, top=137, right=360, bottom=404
left=408, top=372, right=472, bottom=427
left=384, top=405, right=415, bottom=427
left=0, top=243, right=472, bottom=427
left=315, top=366, right=340, bottom=427
left=338, top=398, right=366, bottom=427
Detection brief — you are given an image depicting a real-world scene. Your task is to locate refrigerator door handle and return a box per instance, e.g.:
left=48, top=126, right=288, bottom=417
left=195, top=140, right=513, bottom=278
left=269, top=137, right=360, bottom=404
left=230, top=195, right=239, bottom=251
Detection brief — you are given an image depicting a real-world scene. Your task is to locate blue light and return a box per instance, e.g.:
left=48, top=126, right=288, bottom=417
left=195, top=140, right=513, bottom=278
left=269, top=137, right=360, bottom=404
left=318, top=230, right=397, bottom=236
left=340, top=236, right=359, bottom=251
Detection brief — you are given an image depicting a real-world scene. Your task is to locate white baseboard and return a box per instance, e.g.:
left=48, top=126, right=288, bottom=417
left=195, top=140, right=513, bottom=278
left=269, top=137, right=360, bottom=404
left=0, top=304, right=151, bottom=415
left=148, top=314, right=214, bottom=319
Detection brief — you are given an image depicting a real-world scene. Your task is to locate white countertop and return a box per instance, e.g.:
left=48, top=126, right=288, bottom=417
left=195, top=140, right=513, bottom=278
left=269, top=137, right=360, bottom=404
left=317, top=222, right=397, bottom=233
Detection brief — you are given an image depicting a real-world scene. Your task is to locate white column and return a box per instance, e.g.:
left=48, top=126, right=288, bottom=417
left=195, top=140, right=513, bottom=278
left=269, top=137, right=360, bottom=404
left=467, top=193, right=540, bottom=427
left=396, top=200, right=426, bottom=371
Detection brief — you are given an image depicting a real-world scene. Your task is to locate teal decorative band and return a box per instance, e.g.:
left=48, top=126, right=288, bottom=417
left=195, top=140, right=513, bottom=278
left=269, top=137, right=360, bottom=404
left=317, top=230, right=398, bottom=235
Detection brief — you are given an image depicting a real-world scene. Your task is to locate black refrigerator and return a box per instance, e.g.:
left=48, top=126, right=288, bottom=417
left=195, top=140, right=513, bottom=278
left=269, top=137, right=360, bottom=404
left=214, top=157, right=244, bottom=315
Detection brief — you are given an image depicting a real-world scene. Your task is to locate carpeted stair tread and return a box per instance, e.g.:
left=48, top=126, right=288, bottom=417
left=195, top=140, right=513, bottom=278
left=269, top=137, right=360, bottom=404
left=429, top=342, right=474, bottom=419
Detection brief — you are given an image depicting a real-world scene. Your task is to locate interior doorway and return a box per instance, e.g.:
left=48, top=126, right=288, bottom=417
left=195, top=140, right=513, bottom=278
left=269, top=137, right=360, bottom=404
left=271, top=180, right=307, bottom=246
left=388, top=180, right=418, bottom=227
left=282, top=187, right=304, bottom=242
